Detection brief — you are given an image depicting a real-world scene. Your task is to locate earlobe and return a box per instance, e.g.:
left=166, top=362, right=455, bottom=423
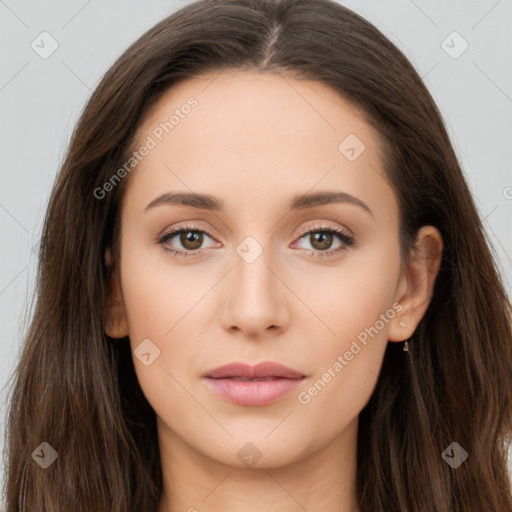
left=388, top=225, right=443, bottom=342
left=105, top=315, right=129, bottom=339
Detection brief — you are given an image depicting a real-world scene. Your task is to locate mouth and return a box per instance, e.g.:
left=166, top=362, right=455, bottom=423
left=219, top=376, right=290, bottom=381
left=203, top=361, right=307, bottom=407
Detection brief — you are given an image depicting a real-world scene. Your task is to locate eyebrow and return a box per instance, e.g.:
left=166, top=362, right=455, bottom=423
left=144, top=190, right=373, bottom=216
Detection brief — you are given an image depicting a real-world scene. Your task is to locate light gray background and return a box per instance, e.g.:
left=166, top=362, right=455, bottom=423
left=1, top=0, right=511, bottom=488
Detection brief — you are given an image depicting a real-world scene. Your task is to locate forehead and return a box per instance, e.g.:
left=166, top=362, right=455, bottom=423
left=125, top=70, right=395, bottom=221
left=139, top=69, right=378, bottom=151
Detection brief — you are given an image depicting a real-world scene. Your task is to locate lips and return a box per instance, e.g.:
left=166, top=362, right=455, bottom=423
left=203, top=361, right=306, bottom=407
left=204, top=361, right=306, bottom=380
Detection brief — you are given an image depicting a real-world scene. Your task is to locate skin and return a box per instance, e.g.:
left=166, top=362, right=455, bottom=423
left=105, top=70, right=443, bottom=512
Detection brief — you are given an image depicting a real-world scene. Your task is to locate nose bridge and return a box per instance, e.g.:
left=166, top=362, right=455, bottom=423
left=235, top=233, right=277, bottom=306
left=224, top=231, right=287, bottom=334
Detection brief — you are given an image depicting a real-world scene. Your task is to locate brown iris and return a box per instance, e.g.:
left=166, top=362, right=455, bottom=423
left=309, top=232, right=333, bottom=251
left=180, top=231, right=203, bottom=250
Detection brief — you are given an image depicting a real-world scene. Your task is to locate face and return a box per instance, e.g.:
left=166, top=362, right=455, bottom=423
left=106, top=70, right=433, bottom=469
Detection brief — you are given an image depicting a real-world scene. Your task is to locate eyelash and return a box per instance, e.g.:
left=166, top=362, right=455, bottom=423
left=157, top=222, right=356, bottom=260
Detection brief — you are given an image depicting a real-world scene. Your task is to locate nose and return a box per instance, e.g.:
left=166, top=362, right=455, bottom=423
left=221, top=243, right=290, bottom=339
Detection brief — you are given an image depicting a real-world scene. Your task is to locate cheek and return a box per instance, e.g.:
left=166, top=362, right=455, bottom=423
left=289, top=236, right=402, bottom=348
left=119, top=230, right=211, bottom=341
left=291, top=241, right=401, bottom=415
left=118, top=243, right=208, bottom=423
left=117, top=232, right=227, bottom=412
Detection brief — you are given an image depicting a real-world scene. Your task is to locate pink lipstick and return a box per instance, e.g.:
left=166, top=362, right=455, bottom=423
left=203, top=361, right=306, bottom=407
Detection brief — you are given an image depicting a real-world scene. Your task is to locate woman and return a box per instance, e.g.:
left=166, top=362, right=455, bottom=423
left=3, top=0, right=511, bottom=510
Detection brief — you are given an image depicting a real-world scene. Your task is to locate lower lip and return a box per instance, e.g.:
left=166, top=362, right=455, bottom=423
left=204, top=377, right=304, bottom=406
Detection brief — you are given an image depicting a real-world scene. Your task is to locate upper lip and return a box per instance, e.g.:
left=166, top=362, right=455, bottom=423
left=204, top=361, right=306, bottom=379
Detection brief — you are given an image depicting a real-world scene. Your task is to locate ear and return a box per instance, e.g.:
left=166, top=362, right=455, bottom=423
left=388, top=225, right=443, bottom=342
left=104, top=248, right=129, bottom=339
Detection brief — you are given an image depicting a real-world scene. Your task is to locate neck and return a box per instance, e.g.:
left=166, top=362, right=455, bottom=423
left=157, top=417, right=360, bottom=512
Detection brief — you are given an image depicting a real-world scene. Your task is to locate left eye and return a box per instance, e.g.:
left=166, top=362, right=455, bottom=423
left=294, top=227, right=354, bottom=254
left=292, top=226, right=355, bottom=258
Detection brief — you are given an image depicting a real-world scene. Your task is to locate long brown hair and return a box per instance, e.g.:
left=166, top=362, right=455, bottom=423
left=3, top=0, right=511, bottom=510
